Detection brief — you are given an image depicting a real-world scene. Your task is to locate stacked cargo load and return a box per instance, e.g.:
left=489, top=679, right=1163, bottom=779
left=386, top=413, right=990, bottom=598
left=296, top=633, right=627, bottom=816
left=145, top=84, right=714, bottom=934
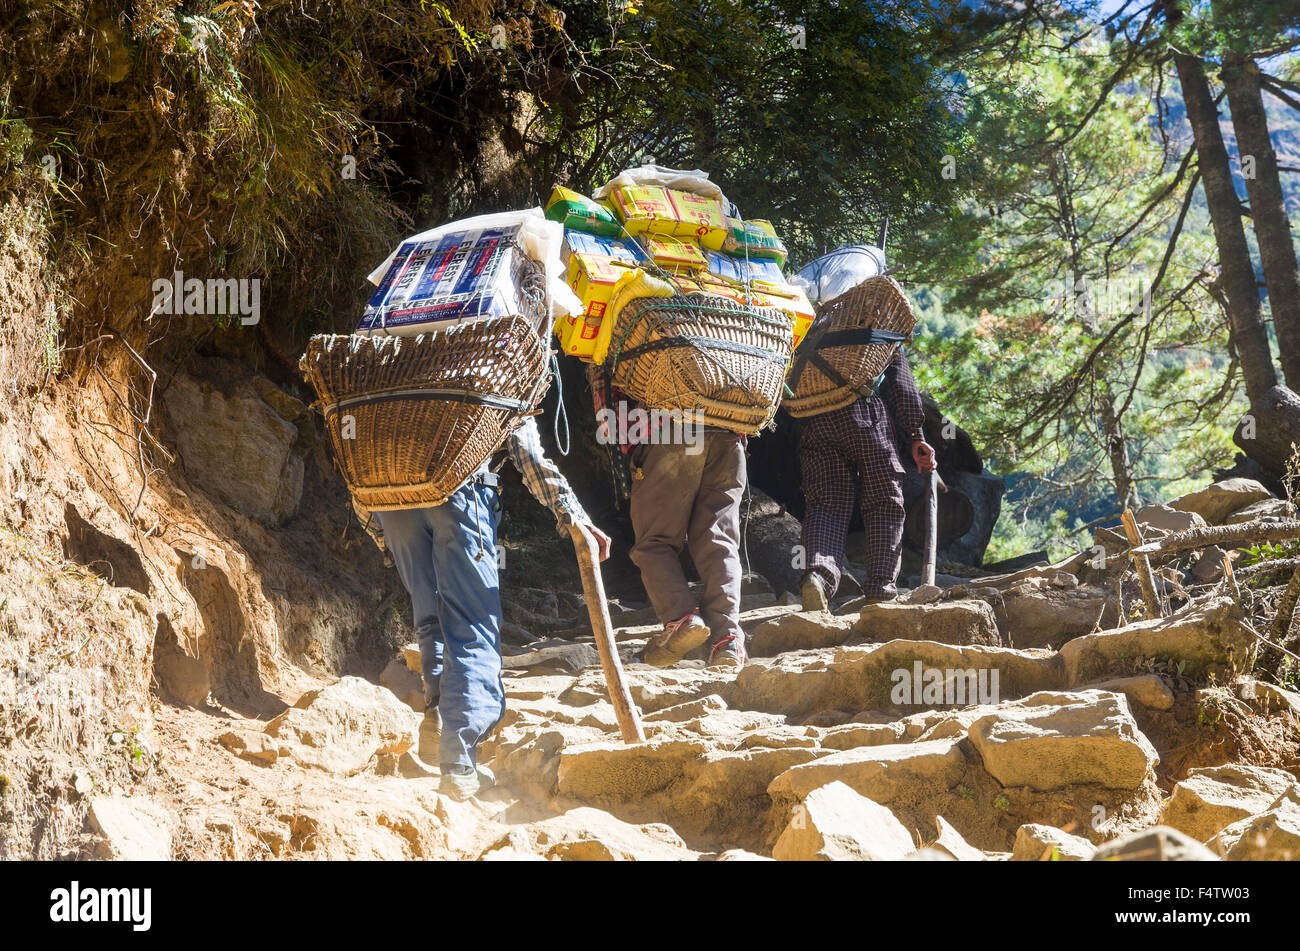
left=301, top=209, right=579, bottom=509
left=544, top=166, right=813, bottom=434
left=545, top=171, right=814, bottom=368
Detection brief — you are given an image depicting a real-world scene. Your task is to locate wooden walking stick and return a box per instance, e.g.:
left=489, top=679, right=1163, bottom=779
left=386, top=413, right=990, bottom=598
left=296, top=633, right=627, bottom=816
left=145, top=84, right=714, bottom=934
left=921, top=470, right=945, bottom=587
left=568, top=522, right=645, bottom=743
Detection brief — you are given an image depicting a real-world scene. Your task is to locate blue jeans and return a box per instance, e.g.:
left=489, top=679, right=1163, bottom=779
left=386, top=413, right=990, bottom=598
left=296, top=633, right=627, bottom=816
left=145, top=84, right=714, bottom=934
left=377, top=480, right=504, bottom=769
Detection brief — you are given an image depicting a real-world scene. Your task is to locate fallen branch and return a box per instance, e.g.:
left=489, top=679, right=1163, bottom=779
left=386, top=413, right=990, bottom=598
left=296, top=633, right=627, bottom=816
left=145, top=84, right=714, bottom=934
left=1237, top=556, right=1300, bottom=580
left=1129, top=519, right=1300, bottom=557
left=1121, top=510, right=1162, bottom=619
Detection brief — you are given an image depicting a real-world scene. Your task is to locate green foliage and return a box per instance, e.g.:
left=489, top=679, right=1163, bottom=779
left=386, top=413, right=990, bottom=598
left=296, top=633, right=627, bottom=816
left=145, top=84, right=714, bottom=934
left=901, top=14, right=1249, bottom=555
left=542, top=0, right=970, bottom=263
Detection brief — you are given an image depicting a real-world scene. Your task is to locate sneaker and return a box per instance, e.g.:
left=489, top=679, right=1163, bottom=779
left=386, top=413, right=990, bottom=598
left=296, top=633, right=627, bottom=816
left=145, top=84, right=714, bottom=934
left=418, top=706, right=441, bottom=764
left=707, top=635, right=746, bottom=669
left=800, top=572, right=830, bottom=613
left=439, top=763, right=495, bottom=801
left=643, top=611, right=711, bottom=667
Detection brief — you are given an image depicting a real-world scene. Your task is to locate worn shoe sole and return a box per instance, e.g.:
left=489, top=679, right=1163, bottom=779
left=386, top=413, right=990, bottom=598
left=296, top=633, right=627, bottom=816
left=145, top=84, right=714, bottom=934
left=418, top=708, right=442, bottom=764
left=439, top=764, right=496, bottom=801
left=643, top=618, right=711, bottom=667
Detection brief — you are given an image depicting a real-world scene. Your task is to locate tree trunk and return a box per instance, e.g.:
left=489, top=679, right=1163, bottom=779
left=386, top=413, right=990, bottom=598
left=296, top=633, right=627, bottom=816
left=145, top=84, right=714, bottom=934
left=1101, top=388, right=1138, bottom=510
left=1221, top=54, right=1300, bottom=389
left=1165, top=1, right=1278, bottom=403
left=1234, top=385, right=1300, bottom=478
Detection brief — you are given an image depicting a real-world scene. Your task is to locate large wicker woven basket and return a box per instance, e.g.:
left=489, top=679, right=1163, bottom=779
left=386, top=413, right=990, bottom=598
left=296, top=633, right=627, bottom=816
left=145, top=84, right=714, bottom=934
left=301, top=314, right=550, bottom=510
left=603, top=293, right=794, bottom=436
left=783, top=276, right=916, bottom=418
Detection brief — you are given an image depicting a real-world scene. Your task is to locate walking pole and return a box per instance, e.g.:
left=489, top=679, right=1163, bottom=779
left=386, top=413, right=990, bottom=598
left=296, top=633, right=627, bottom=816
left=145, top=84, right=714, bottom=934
left=568, top=523, right=645, bottom=743
left=921, top=470, right=947, bottom=587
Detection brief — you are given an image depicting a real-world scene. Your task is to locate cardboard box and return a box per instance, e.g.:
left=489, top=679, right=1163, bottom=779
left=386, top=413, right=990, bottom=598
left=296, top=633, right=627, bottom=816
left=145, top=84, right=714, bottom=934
left=723, top=217, right=788, bottom=267
left=637, top=233, right=707, bottom=272
left=357, top=225, right=533, bottom=335
left=545, top=185, right=622, bottom=236
left=610, top=185, right=680, bottom=236
left=704, top=249, right=786, bottom=287
left=752, top=285, right=816, bottom=349
left=569, top=253, right=640, bottom=318
left=555, top=311, right=610, bottom=359
left=668, top=190, right=728, bottom=250
left=562, top=230, right=646, bottom=269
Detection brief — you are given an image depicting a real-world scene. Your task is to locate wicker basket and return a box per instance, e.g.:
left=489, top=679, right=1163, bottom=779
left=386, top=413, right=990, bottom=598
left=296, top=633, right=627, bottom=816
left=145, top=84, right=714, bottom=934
left=301, top=314, right=550, bottom=510
left=782, top=276, right=916, bottom=418
left=604, top=292, right=794, bottom=435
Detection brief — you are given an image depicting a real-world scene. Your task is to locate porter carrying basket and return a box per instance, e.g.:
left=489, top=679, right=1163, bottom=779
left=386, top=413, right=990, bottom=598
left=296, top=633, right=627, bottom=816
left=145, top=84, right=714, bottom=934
left=302, top=261, right=552, bottom=510
left=782, top=275, right=915, bottom=418
left=604, top=292, right=794, bottom=435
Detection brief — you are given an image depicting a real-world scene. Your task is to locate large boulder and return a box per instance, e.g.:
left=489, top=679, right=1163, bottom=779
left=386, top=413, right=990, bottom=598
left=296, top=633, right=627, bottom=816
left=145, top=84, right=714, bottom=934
left=854, top=600, right=1001, bottom=647
left=1168, top=478, right=1272, bottom=525
left=1221, top=787, right=1300, bottom=860
left=1224, top=498, right=1293, bottom=524
left=1160, top=764, right=1299, bottom=843
left=558, top=665, right=736, bottom=713
left=1093, top=826, right=1219, bottom=861
left=502, top=640, right=600, bottom=674
left=748, top=612, right=858, bottom=657
left=162, top=370, right=305, bottom=525
left=768, top=738, right=966, bottom=805
left=968, top=579, right=1113, bottom=649
left=88, top=795, right=174, bottom=861
left=1080, top=674, right=1174, bottom=712
left=1011, top=823, right=1096, bottom=861
left=480, top=807, right=698, bottom=861
left=263, top=676, right=419, bottom=775
left=554, top=737, right=820, bottom=848
left=1135, top=503, right=1207, bottom=534
left=1058, top=597, right=1255, bottom=685
left=734, top=641, right=1056, bottom=719
left=771, top=781, right=915, bottom=861
left=966, top=690, right=1158, bottom=791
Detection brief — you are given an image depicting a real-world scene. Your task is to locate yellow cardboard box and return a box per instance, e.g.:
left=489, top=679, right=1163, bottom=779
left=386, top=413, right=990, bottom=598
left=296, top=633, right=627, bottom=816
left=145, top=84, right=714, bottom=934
left=668, top=190, right=728, bottom=250
left=637, top=233, right=707, bottom=272
left=557, top=253, right=642, bottom=359
left=610, top=185, right=679, bottom=236
left=753, top=285, right=815, bottom=350
left=569, top=252, right=639, bottom=318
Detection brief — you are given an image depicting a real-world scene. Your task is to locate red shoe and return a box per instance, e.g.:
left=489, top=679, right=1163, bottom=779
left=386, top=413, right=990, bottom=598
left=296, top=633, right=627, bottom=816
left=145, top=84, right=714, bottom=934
left=643, top=611, right=711, bottom=667
left=707, top=635, right=746, bottom=669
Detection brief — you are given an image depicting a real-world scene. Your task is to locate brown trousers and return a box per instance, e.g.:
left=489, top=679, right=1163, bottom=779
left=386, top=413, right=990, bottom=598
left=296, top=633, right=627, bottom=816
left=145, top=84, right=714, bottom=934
left=629, top=431, right=746, bottom=646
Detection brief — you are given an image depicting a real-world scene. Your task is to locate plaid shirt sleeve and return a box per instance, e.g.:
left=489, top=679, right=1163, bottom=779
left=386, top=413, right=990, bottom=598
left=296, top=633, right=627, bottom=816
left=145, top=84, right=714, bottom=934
left=506, top=415, right=591, bottom=533
left=883, top=350, right=926, bottom=442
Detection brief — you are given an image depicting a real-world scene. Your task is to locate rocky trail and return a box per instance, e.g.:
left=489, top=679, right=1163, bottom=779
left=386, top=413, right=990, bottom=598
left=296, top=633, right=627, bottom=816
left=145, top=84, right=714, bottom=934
left=65, top=478, right=1300, bottom=862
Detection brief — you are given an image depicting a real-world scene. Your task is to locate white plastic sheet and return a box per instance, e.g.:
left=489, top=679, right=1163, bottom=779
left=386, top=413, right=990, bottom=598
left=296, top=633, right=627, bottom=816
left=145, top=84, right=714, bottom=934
left=790, top=245, right=887, bottom=306
left=592, top=163, right=733, bottom=212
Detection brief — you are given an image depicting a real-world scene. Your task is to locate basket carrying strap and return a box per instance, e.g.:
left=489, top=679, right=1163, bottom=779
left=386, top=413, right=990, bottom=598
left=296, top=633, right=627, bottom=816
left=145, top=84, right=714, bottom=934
left=786, top=324, right=907, bottom=395
left=320, top=386, right=534, bottom=416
